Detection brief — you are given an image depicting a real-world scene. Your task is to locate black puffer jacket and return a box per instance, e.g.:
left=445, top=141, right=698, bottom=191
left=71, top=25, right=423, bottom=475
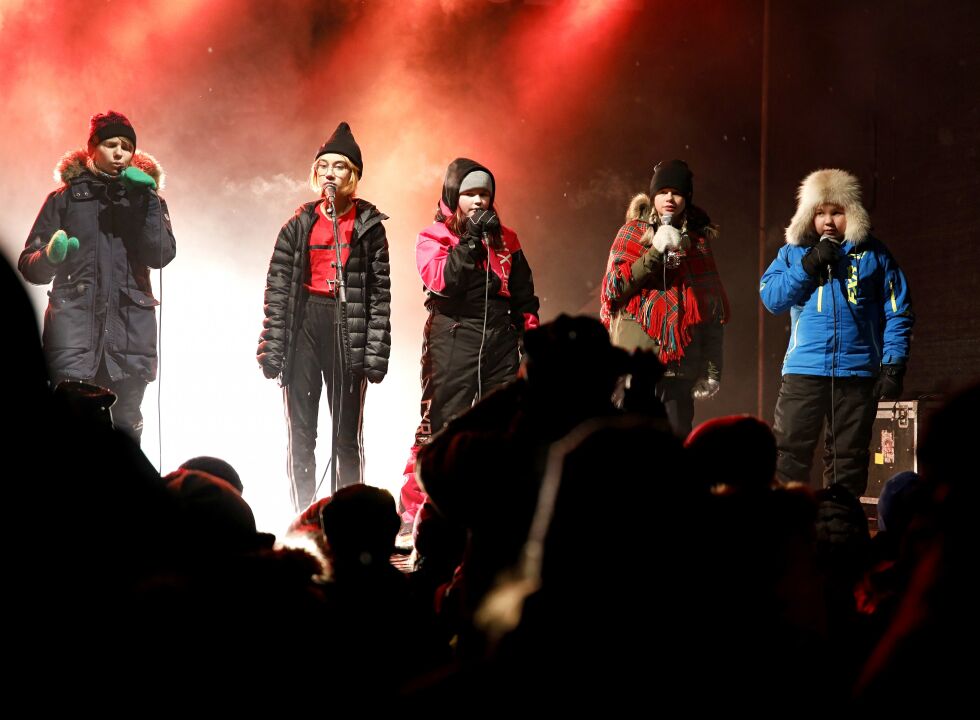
left=18, top=150, right=176, bottom=382
left=258, top=198, right=391, bottom=385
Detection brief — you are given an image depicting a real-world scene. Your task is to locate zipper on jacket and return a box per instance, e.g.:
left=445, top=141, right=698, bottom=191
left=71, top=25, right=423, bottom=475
left=871, top=328, right=882, bottom=364
left=108, top=184, right=121, bottom=354
left=93, top=183, right=104, bottom=368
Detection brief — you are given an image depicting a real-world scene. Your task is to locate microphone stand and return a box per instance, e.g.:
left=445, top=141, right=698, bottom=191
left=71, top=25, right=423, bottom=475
left=326, top=186, right=354, bottom=496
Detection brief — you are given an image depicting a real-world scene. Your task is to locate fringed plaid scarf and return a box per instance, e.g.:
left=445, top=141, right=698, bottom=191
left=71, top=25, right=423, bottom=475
left=600, top=219, right=730, bottom=364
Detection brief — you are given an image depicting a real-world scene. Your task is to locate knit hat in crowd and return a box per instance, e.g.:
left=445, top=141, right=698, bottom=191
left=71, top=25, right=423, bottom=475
left=88, top=110, right=137, bottom=150
left=649, top=160, right=693, bottom=202
left=315, top=122, right=363, bottom=177
left=164, top=468, right=273, bottom=553
left=876, top=470, right=921, bottom=535
left=180, top=455, right=244, bottom=494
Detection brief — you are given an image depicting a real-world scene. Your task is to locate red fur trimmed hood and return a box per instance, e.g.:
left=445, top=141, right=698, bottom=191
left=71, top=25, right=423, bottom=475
left=54, top=148, right=166, bottom=189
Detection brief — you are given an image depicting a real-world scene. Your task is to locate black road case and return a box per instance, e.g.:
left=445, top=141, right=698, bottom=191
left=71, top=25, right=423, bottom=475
left=862, top=399, right=939, bottom=506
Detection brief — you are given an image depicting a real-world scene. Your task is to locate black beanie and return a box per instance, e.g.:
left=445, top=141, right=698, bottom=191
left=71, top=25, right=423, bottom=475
left=88, top=110, right=137, bottom=149
left=315, top=122, right=363, bottom=177
left=441, top=157, right=495, bottom=215
left=650, top=160, right=693, bottom=201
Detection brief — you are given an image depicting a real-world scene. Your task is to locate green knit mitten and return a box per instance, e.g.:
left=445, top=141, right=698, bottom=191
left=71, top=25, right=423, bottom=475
left=45, top=229, right=80, bottom=264
left=120, top=165, right=157, bottom=191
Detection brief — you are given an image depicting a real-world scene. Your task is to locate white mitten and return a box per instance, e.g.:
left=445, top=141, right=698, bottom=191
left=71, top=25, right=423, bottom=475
left=652, top=224, right=683, bottom=253
left=691, top=378, right=720, bottom=400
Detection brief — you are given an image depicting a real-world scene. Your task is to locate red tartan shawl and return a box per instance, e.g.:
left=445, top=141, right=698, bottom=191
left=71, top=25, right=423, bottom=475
left=600, top=219, right=730, bottom=364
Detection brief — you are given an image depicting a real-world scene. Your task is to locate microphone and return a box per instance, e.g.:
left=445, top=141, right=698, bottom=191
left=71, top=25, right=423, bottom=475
left=820, top=233, right=841, bottom=279
left=324, top=182, right=337, bottom=213
left=472, top=208, right=498, bottom=247
left=660, top=212, right=685, bottom=269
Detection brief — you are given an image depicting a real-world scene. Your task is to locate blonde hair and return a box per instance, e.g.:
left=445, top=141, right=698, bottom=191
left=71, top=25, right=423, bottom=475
left=308, top=156, right=360, bottom=197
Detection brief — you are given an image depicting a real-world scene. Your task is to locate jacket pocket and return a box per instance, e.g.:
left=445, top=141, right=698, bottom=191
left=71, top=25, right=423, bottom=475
left=43, top=283, right=92, bottom=351
left=115, top=286, right=160, bottom=357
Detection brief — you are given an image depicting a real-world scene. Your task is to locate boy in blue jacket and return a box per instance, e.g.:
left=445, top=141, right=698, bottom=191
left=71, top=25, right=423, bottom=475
left=760, top=169, right=913, bottom=497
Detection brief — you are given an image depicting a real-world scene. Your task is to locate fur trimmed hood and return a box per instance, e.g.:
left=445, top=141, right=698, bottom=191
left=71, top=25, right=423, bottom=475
left=54, top=148, right=166, bottom=189
left=784, top=168, right=869, bottom=246
left=626, top=192, right=654, bottom=224
left=625, top=192, right=718, bottom=246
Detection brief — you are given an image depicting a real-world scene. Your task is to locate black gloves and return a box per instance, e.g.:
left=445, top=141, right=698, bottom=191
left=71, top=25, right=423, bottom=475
left=801, top=238, right=841, bottom=277
left=874, top=364, right=906, bottom=400
left=257, top=340, right=282, bottom=380
left=461, top=235, right=487, bottom=263
left=464, top=208, right=500, bottom=239
left=461, top=209, right=499, bottom=263
left=261, top=362, right=281, bottom=380
left=365, top=368, right=386, bottom=384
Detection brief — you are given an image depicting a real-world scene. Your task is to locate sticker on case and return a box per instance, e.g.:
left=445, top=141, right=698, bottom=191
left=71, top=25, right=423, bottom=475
left=881, top=429, right=895, bottom=465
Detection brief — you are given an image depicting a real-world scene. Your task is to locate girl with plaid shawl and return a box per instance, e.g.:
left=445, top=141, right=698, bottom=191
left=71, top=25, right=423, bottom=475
left=600, top=160, right=730, bottom=436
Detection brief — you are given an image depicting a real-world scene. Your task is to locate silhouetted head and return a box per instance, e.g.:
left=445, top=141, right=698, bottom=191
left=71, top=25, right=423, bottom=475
left=522, top=314, right=630, bottom=416
left=876, top=470, right=923, bottom=536
left=320, top=485, right=399, bottom=572
left=685, top=415, right=777, bottom=493
left=180, top=455, right=243, bottom=493
left=165, top=468, right=270, bottom=556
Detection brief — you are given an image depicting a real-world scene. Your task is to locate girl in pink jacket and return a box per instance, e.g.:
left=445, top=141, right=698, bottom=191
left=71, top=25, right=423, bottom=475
left=399, top=158, right=540, bottom=529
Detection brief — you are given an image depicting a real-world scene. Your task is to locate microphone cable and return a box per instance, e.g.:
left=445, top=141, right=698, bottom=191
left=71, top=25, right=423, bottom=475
left=157, top=253, right=163, bottom=473
left=318, top=192, right=346, bottom=499
left=824, top=237, right=841, bottom=488
left=476, top=231, right=491, bottom=402
left=156, top=189, right=166, bottom=474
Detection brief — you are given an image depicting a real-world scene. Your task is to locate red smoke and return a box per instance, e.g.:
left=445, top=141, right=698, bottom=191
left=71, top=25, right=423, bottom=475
left=0, top=0, right=638, bottom=532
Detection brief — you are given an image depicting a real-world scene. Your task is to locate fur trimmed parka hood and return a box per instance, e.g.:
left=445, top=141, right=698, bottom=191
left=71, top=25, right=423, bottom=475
left=54, top=148, right=166, bottom=189
left=625, top=192, right=718, bottom=247
left=784, top=168, right=869, bottom=246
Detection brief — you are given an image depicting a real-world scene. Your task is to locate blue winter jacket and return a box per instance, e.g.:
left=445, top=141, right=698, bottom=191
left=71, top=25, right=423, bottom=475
left=759, top=236, right=913, bottom=377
